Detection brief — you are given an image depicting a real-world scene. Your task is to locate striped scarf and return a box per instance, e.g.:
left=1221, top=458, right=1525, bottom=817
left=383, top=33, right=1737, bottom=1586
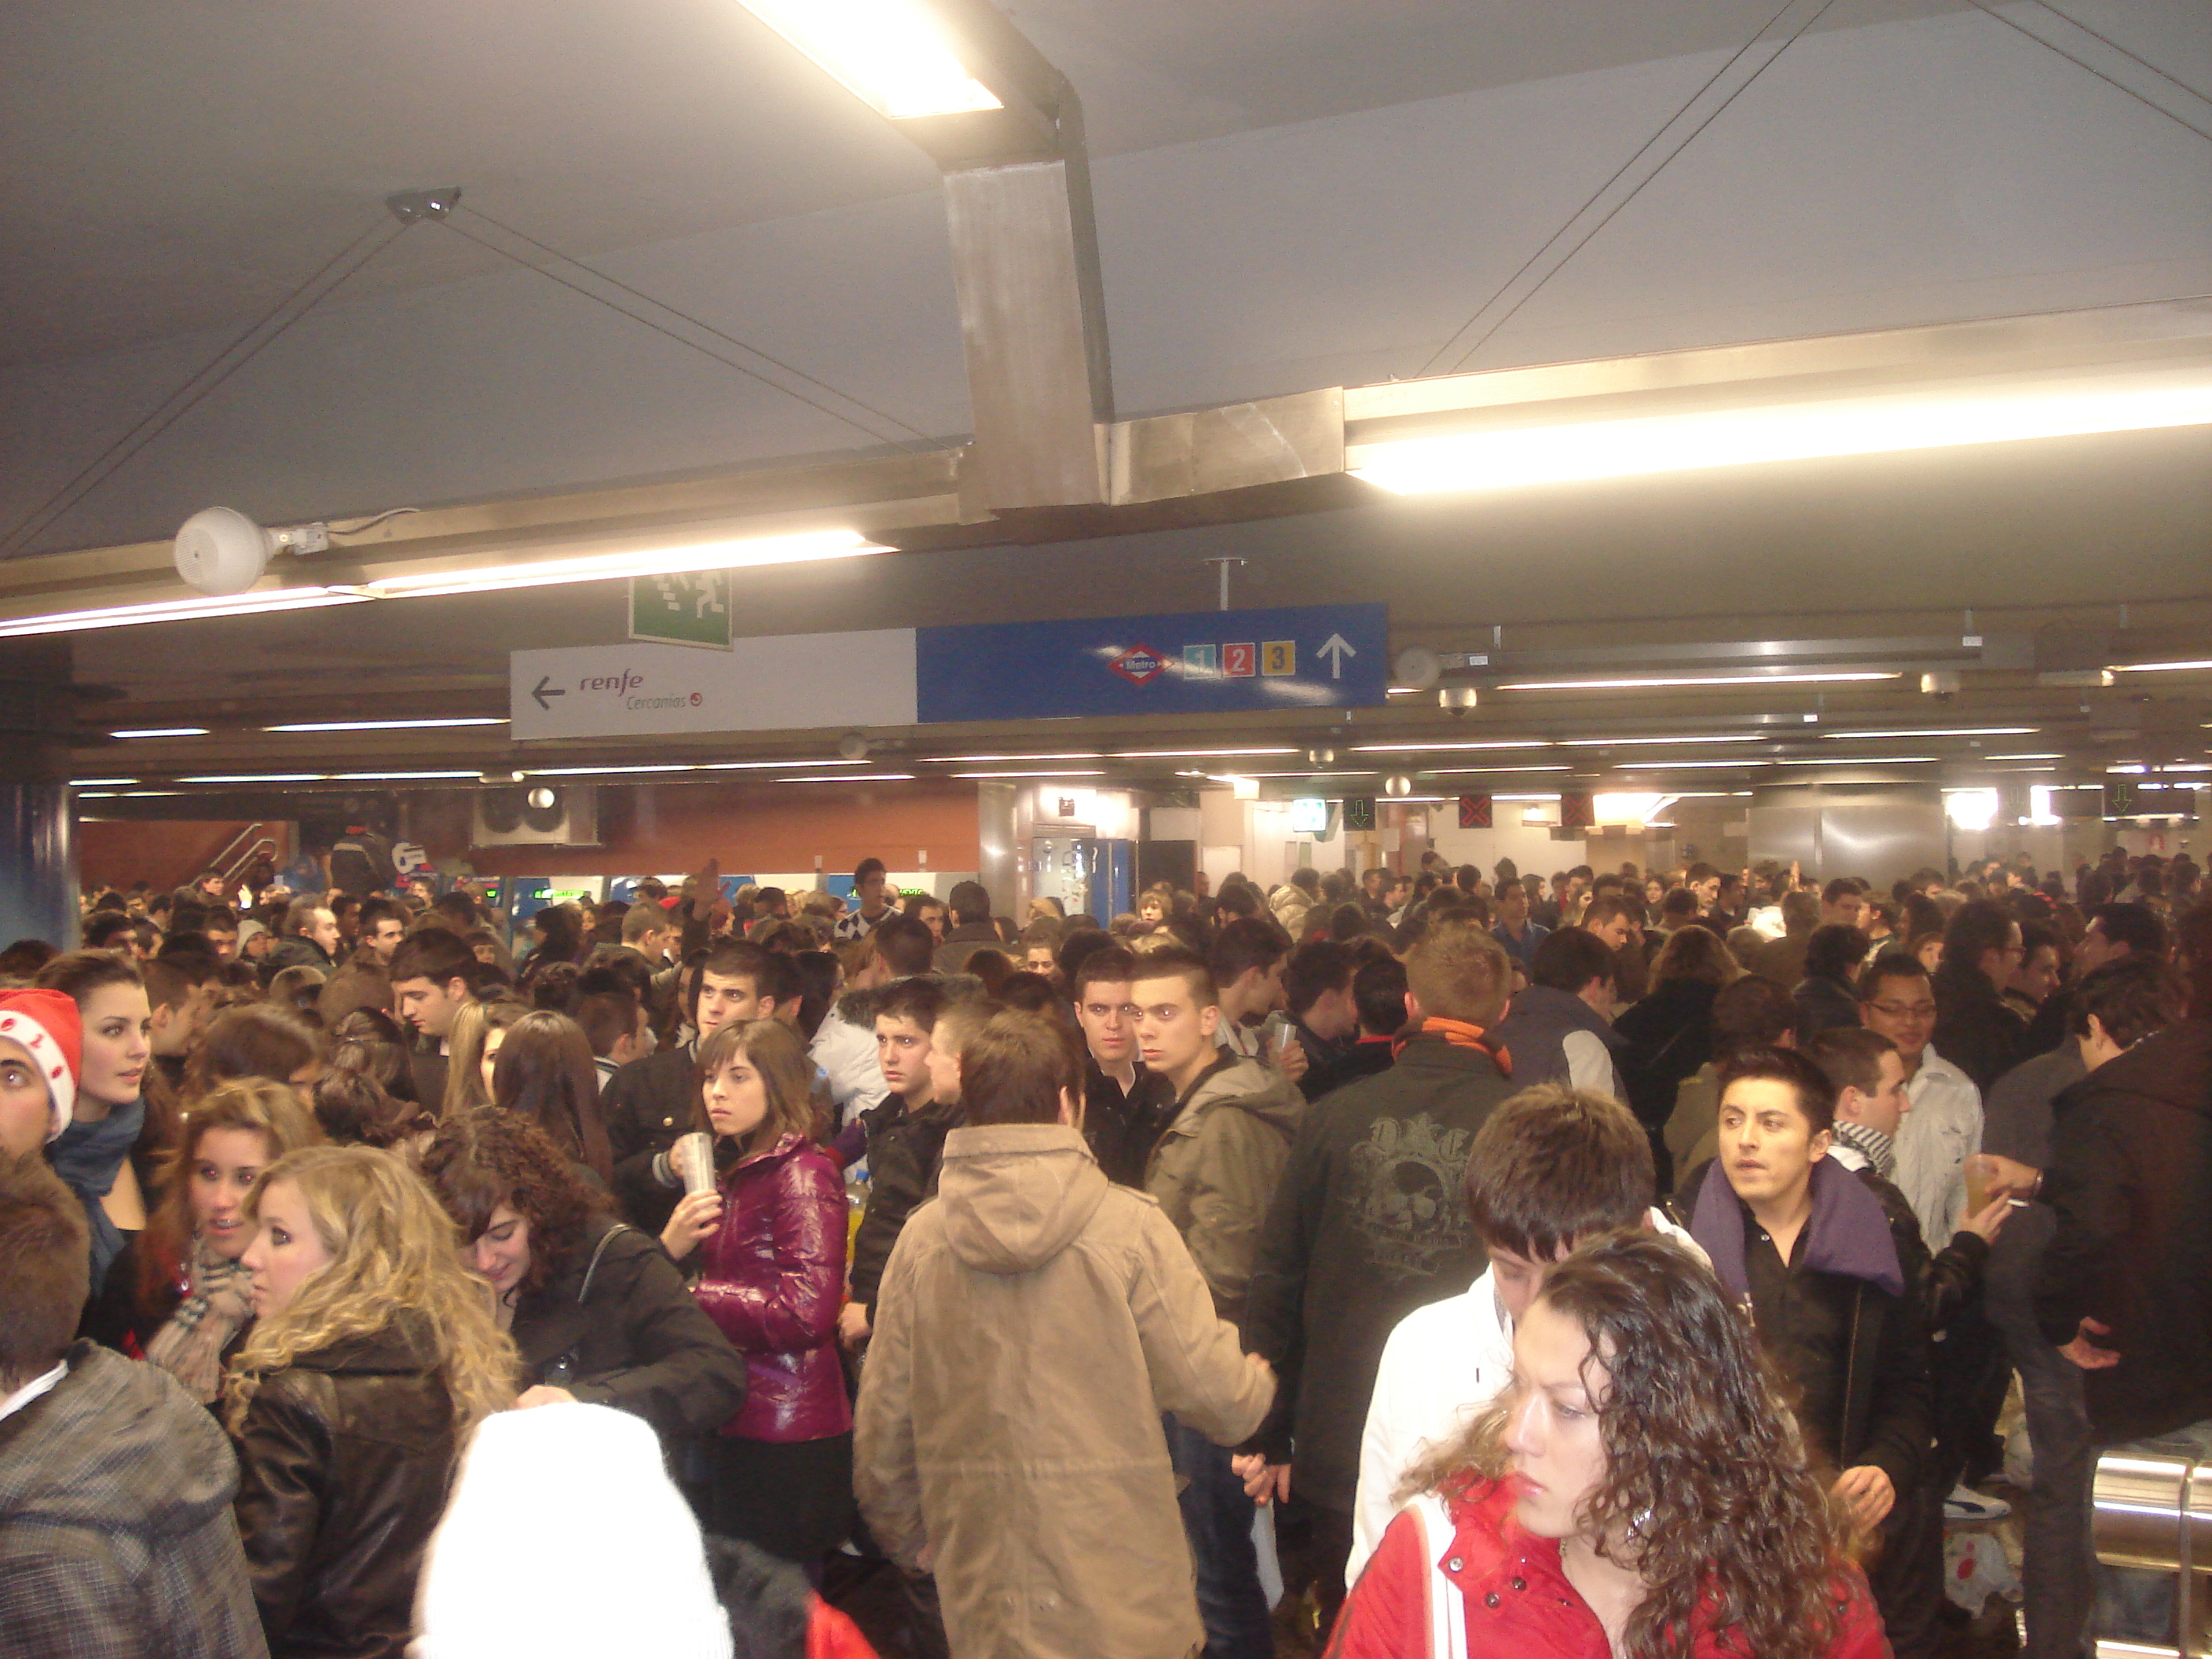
left=144, top=1241, right=254, bottom=1404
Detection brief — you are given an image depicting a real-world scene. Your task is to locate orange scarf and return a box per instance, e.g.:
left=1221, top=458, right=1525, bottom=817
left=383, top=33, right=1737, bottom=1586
left=1397, top=1016, right=1511, bottom=1076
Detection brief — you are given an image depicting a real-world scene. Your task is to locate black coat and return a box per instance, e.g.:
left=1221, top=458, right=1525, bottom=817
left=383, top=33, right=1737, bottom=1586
left=230, top=1315, right=459, bottom=1659
left=1240, top=1031, right=1516, bottom=1511
left=2036, top=1019, right=2212, bottom=1442
left=1793, top=972, right=1863, bottom=1046
left=1675, top=1159, right=1932, bottom=1492
left=848, top=1093, right=963, bottom=1316
left=511, top=1217, right=748, bottom=1442
left=1614, top=977, right=1719, bottom=1132
left=602, top=1046, right=699, bottom=1234
left=1931, top=959, right=2027, bottom=1094
left=1082, top=1060, right=1177, bottom=1187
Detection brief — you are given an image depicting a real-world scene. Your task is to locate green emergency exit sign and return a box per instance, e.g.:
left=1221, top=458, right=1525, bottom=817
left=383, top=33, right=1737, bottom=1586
left=630, top=573, right=731, bottom=650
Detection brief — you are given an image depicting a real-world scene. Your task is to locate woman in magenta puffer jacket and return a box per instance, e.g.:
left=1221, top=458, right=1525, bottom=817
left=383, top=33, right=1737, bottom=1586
left=661, top=1017, right=853, bottom=1566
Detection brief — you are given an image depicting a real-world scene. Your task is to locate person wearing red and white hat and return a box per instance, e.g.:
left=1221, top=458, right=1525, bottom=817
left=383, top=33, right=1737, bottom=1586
left=0, top=988, right=78, bottom=1161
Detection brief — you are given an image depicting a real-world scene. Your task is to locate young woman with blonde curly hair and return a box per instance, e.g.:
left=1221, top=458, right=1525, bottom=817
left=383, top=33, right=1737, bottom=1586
left=1329, top=1231, right=1885, bottom=1659
left=227, top=1144, right=516, bottom=1658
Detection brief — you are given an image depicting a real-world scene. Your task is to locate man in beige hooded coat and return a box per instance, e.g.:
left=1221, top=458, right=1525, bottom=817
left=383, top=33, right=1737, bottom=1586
left=855, top=1009, right=1274, bottom=1659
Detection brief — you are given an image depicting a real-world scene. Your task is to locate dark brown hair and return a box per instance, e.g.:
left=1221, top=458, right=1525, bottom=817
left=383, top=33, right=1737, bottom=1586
left=694, top=1018, right=816, bottom=1152
left=1463, top=1085, right=1653, bottom=1260
left=0, top=1154, right=90, bottom=1389
left=961, top=1009, right=1082, bottom=1127
left=490, top=1010, right=611, bottom=1182
left=1808, top=1026, right=1895, bottom=1101
left=185, top=1003, right=320, bottom=1101
left=1408, top=1232, right=1845, bottom=1659
left=419, top=1106, right=598, bottom=1301
left=1717, top=1046, right=1836, bottom=1136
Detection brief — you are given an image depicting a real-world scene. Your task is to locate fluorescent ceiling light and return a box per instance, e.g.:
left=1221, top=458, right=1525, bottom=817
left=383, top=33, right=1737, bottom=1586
left=2111, top=660, right=2212, bottom=673
left=1350, top=379, right=2212, bottom=496
left=362, top=529, right=886, bottom=600
left=330, top=771, right=482, bottom=782
left=1493, top=672, right=1899, bottom=691
left=1559, top=734, right=1765, bottom=746
left=1350, top=740, right=1548, bottom=753
left=701, top=758, right=867, bottom=771
left=526, top=764, right=698, bottom=777
left=178, top=773, right=327, bottom=784
left=1772, top=754, right=1938, bottom=766
left=0, top=588, right=369, bottom=639
left=1492, top=793, right=1562, bottom=801
left=111, top=727, right=210, bottom=738
left=778, top=772, right=916, bottom=783
left=264, top=717, right=507, bottom=733
left=1983, top=753, right=2065, bottom=761
left=1822, top=727, right=2036, bottom=739
left=950, top=769, right=1108, bottom=778
left=1108, top=747, right=1298, bottom=759
left=738, top=1, right=1002, bottom=119
left=71, top=778, right=136, bottom=787
left=916, top=752, right=1104, bottom=764
left=1419, top=764, right=1575, bottom=775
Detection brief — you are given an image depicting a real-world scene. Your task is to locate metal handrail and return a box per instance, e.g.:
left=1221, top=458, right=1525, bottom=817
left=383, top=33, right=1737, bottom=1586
left=2092, top=1447, right=2212, bottom=1658
left=206, top=822, right=264, bottom=879
left=221, top=836, right=275, bottom=884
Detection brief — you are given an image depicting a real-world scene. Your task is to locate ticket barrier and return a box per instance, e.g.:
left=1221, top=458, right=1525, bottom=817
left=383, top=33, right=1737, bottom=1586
left=2093, top=1447, right=2212, bottom=1658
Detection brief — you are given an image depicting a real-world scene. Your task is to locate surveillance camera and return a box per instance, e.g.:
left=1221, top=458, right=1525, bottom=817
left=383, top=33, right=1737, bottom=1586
left=837, top=731, right=871, bottom=763
left=174, top=507, right=276, bottom=596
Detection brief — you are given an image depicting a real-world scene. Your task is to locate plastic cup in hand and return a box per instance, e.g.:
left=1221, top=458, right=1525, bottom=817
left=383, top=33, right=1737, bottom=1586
left=1964, top=1154, right=1994, bottom=1216
left=675, top=1132, right=716, bottom=1197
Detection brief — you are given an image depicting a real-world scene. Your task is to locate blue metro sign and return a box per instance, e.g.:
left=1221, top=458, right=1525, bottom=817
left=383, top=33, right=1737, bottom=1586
left=914, top=603, right=1389, bottom=723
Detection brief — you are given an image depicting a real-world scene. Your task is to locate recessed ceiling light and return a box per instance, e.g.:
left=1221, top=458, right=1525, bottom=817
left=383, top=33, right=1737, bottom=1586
left=1820, top=726, right=2037, bottom=739
left=1350, top=740, right=1548, bottom=753
left=1108, top=747, right=1299, bottom=759
left=915, top=753, right=1104, bottom=764
left=111, top=727, right=209, bottom=738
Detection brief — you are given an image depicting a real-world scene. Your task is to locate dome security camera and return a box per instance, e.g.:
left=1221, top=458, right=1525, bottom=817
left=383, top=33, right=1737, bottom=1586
left=837, top=731, right=872, bottom=762
left=174, top=507, right=278, bottom=596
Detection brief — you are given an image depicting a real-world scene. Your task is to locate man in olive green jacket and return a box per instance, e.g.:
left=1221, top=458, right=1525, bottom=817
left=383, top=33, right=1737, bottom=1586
left=855, top=1011, right=1275, bottom=1659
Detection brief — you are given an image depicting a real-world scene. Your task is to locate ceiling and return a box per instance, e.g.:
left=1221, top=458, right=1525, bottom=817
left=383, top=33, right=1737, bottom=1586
left=0, top=0, right=1964, bottom=367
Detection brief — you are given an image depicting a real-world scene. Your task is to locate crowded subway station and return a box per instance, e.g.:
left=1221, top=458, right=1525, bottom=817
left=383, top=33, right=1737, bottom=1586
left=2, top=5, right=2210, bottom=1658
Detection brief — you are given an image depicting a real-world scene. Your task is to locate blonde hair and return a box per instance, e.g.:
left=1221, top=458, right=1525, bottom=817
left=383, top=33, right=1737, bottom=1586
left=442, top=997, right=529, bottom=1116
left=225, top=1144, right=516, bottom=1434
left=693, top=1018, right=815, bottom=1152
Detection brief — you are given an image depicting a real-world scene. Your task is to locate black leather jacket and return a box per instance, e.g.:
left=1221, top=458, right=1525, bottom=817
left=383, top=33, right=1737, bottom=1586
left=230, top=1314, right=459, bottom=1658
left=511, top=1216, right=747, bottom=1443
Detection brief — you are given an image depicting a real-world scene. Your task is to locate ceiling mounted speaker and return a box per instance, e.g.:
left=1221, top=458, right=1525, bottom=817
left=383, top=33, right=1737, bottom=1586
left=174, top=507, right=275, bottom=596
left=1393, top=646, right=1441, bottom=691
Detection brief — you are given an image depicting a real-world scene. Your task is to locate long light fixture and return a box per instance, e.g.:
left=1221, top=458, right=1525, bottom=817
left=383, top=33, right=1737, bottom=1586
left=950, top=769, right=1108, bottom=778
left=111, top=726, right=210, bottom=738
left=1822, top=726, right=2037, bottom=739
left=737, top=1, right=1002, bottom=119
left=1771, top=754, right=1938, bottom=766
left=174, top=769, right=482, bottom=784
left=0, top=530, right=884, bottom=637
left=1493, top=672, right=1899, bottom=692
left=264, top=716, right=507, bottom=733
left=2111, top=658, right=2212, bottom=673
left=1107, top=747, right=1298, bottom=762
left=70, top=778, right=136, bottom=787
left=916, top=752, right=1104, bottom=764
left=1350, top=379, right=2212, bottom=496
left=1559, top=734, right=1766, bottom=747
left=777, top=771, right=917, bottom=784
left=361, top=529, right=886, bottom=600
left=1350, top=739, right=1549, bottom=753
left=0, top=589, right=369, bottom=639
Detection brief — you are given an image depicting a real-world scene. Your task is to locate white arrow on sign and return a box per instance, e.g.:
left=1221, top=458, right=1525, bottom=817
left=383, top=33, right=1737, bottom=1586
left=1317, top=632, right=1357, bottom=680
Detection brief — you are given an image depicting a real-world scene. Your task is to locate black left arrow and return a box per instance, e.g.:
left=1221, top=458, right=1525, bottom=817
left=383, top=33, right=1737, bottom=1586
left=531, top=676, right=565, bottom=711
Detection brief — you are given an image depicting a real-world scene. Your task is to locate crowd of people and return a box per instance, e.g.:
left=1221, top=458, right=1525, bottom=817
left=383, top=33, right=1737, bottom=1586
left=0, top=837, right=2206, bottom=1659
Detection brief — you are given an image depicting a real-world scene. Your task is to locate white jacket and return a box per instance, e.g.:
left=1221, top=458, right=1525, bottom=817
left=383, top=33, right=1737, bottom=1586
left=1346, top=1208, right=1708, bottom=1587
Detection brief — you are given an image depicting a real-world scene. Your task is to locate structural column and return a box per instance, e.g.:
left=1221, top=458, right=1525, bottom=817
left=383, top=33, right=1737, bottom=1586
left=0, top=641, right=78, bottom=950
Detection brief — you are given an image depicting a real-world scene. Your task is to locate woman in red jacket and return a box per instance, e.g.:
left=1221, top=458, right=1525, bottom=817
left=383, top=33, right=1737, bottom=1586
left=661, top=1016, right=854, bottom=1569
left=1330, top=1232, right=1889, bottom=1659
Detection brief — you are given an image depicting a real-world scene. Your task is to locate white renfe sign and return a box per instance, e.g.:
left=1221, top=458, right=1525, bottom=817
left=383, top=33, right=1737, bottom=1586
left=510, top=629, right=918, bottom=742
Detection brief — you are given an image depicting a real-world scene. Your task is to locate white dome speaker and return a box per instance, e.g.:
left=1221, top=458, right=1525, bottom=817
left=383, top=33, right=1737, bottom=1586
left=174, top=507, right=276, bottom=596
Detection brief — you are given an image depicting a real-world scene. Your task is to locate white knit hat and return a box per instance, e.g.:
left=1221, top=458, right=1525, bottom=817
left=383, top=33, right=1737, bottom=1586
left=412, top=1404, right=733, bottom=1659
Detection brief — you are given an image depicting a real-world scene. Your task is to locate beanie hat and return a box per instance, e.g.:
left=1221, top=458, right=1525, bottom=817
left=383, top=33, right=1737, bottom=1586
left=414, top=1403, right=733, bottom=1659
left=0, top=989, right=80, bottom=1141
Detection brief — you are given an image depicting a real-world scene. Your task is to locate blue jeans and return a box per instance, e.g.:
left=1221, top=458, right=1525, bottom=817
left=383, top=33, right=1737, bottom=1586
left=1166, top=1415, right=1274, bottom=1659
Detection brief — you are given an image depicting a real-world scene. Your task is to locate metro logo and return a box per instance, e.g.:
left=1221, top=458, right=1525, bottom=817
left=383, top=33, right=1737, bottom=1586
left=1111, top=643, right=1168, bottom=687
